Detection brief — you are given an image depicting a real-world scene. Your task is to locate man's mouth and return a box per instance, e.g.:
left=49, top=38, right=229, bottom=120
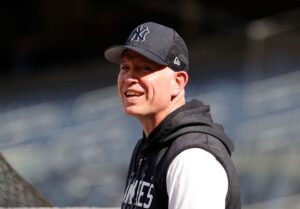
left=124, top=90, right=144, bottom=97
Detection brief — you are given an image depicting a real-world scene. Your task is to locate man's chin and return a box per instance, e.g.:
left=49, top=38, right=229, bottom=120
left=124, top=107, right=140, bottom=117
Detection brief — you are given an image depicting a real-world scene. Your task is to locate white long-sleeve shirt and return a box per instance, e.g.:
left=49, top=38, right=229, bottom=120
left=167, top=148, right=228, bottom=209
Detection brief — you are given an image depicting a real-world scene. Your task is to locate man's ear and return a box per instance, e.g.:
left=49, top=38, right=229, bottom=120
left=171, top=71, right=189, bottom=97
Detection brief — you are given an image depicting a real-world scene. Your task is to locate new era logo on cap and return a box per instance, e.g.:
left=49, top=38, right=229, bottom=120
left=174, top=57, right=181, bottom=66
left=130, top=25, right=150, bottom=42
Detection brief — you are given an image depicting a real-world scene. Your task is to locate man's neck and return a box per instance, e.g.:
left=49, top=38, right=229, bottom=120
left=140, top=96, right=186, bottom=138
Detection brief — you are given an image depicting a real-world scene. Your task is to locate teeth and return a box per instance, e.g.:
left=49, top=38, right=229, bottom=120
left=125, top=90, right=143, bottom=97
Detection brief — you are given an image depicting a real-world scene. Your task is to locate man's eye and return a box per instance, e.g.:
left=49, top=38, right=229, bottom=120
left=141, top=66, right=152, bottom=72
left=120, top=65, right=129, bottom=71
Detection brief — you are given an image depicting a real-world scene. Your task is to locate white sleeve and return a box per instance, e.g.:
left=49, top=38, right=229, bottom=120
left=166, top=148, right=228, bottom=209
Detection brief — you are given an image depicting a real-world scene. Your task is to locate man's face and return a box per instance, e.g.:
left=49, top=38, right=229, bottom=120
left=118, top=50, right=176, bottom=119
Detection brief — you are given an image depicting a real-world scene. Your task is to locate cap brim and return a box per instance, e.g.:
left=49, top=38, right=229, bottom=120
left=104, top=45, right=167, bottom=66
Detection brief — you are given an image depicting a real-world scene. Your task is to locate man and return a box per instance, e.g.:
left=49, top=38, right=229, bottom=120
left=104, top=22, right=241, bottom=209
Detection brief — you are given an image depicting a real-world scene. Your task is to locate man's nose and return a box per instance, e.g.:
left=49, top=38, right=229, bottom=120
left=124, top=69, right=138, bottom=83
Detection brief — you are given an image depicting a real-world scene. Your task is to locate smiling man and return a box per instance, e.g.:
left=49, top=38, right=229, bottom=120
left=118, top=50, right=188, bottom=136
left=104, top=22, right=241, bottom=209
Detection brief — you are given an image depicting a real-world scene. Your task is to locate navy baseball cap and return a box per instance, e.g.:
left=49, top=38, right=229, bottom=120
left=104, top=22, right=189, bottom=71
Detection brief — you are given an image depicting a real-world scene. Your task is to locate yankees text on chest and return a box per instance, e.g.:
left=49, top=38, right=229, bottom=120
left=123, top=179, right=154, bottom=209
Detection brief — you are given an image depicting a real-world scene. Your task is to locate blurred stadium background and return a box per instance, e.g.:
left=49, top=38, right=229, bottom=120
left=0, top=0, right=300, bottom=208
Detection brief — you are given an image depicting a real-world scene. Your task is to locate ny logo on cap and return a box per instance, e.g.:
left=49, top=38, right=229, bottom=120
left=130, top=25, right=150, bottom=42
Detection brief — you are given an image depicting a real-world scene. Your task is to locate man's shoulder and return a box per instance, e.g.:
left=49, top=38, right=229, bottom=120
left=167, top=132, right=231, bottom=163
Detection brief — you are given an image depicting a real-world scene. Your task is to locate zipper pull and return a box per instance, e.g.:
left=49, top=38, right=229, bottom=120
left=138, top=158, right=143, bottom=166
